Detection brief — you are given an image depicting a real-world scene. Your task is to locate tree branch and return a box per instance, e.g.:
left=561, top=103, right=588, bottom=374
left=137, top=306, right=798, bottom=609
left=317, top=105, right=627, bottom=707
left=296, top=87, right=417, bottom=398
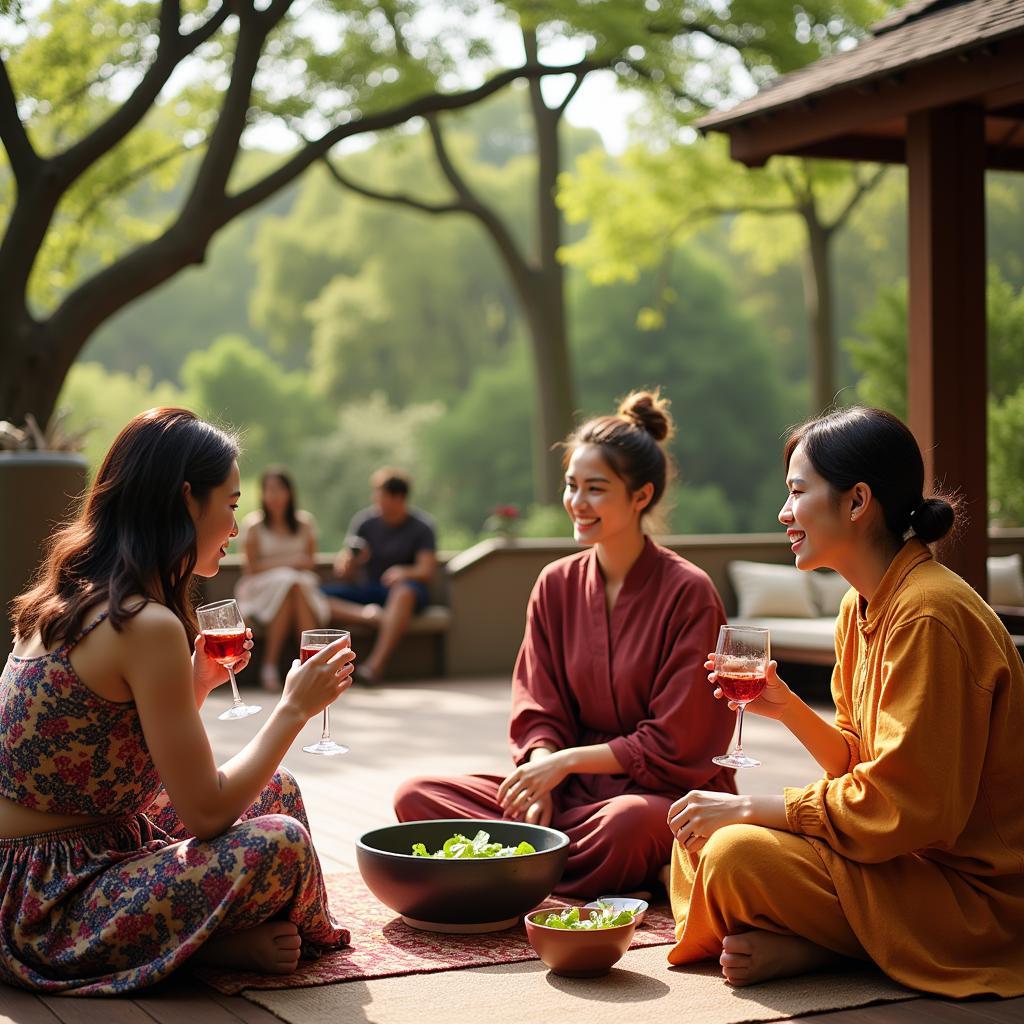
left=59, top=139, right=200, bottom=275
left=321, top=154, right=465, bottom=215
left=223, top=58, right=590, bottom=220
left=180, top=5, right=282, bottom=215
left=828, top=164, right=887, bottom=234
left=777, top=160, right=810, bottom=205
left=424, top=114, right=477, bottom=206
left=43, top=58, right=581, bottom=357
left=619, top=58, right=706, bottom=112
left=54, top=0, right=233, bottom=184
left=0, top=54, right=39, bottom=182
left=426, top=113, right=532, bottom=282
left=555, top=72, right=586, bottom=118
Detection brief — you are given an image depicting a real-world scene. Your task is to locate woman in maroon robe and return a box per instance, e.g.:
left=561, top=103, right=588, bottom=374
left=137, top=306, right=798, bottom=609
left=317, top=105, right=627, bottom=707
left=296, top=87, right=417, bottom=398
left=394, top=390, right=737, bottom=897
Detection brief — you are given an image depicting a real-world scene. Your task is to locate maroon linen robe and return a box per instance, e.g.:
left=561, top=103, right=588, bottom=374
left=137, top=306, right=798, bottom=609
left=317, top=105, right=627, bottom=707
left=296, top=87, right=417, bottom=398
left=394, top=538, right=737, bottom=897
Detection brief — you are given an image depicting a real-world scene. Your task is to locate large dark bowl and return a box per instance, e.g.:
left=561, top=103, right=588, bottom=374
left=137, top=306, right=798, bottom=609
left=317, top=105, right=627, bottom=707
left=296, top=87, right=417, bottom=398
left=356, top=819, right=570, bottom=933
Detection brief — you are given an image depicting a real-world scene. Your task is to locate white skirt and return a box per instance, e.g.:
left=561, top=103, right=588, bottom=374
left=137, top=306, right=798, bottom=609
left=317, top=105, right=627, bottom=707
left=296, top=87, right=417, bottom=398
left=234, top=567, right=330, bottom=627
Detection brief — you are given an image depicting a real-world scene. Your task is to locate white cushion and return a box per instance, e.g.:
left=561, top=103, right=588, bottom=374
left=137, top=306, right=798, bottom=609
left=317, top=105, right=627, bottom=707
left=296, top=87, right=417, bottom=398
left=809, top=570, right=851, bottom=617
left=729, top=616, right=837, bottom=653
left=728, top=560, right=818, bottom=619
left=988, top=554, right=1024, bottom=606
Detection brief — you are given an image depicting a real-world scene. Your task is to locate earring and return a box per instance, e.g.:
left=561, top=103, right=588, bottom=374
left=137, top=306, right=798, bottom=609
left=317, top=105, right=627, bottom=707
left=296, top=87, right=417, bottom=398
left=850, top=514, right=856, bottom=522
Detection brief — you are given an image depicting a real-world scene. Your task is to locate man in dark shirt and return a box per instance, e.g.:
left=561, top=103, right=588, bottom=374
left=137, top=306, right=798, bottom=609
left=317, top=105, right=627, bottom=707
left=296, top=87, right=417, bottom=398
left=322, top=467, right=437, bottom=682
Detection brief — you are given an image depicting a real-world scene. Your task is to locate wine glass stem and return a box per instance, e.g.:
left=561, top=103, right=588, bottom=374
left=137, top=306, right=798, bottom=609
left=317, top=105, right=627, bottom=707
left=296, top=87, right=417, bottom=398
left=321, top=706, right=331, bottom=741
left=227, top=665, right=243, bottom=706
left=735, top=703, right=747, bottom=752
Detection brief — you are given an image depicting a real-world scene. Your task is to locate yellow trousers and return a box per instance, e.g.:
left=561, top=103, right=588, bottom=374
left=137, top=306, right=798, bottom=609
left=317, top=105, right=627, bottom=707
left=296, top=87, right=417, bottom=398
left=667, top=824, right=868, bottom=965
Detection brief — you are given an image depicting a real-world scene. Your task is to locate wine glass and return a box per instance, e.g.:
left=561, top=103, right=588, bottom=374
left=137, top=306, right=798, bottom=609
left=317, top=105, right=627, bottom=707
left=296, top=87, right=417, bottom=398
left=196, top=599, right=262, bottom=721
left=300, top=629, right=350, bottom=757
left=711, top=625, right=770, bottom=769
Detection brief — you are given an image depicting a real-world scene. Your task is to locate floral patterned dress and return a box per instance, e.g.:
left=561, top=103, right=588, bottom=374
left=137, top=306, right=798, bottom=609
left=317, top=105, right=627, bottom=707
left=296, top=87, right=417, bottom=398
left=0, top=612, right=348, bottom=995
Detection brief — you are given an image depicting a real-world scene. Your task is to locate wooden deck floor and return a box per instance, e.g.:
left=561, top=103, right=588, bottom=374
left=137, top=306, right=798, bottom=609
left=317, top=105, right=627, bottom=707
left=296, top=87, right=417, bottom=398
left=2, top=677, right=1021, bottom=1023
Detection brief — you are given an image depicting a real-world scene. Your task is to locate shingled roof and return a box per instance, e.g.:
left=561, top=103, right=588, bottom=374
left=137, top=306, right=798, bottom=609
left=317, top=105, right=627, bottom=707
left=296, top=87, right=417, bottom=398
left=700, top=0, right=1024, bottom=131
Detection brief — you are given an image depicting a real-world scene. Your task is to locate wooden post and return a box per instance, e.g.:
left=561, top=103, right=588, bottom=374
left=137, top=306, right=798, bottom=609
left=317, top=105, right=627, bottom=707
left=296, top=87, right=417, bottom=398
left=906, top=104, right=988, bottom=596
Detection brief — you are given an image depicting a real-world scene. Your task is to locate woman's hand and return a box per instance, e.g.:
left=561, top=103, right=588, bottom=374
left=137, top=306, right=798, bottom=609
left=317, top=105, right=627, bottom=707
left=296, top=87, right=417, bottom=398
left=497, top=750, right=570, bottom=820
left=523, top=793, right=554, bottom=827
left=281, top=636, right=355, bottom=719
left=706, top=654, right=793, bottom=721
left=192, top=628, right=253, bottom=696
left=667, top=790, right=751, bottom=854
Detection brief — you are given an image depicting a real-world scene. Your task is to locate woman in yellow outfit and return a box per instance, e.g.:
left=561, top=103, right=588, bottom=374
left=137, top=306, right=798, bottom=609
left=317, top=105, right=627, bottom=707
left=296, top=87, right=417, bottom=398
left=666, top=406, right=1024, bottom=997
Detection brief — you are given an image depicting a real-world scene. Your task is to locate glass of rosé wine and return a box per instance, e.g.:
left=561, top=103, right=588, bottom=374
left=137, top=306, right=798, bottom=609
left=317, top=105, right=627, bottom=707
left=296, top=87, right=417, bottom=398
left=299, top=629, right=350, bottom=757
left=196, top=599, right=262, bottom=721
left=711, top=625, right=770, bottom=769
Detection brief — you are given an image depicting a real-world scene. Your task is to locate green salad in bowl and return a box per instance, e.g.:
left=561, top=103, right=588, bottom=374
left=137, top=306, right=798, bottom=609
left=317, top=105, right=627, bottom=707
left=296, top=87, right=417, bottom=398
left=411, top=830, right=536, bottom=860
left=534, top=903, right=635, bottom=930
left=525, top=900, right=639, bottom=977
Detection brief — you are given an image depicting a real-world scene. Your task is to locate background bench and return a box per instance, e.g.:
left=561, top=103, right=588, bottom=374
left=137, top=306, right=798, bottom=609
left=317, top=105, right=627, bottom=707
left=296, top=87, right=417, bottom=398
left=196, top=555, right=451, bottom=680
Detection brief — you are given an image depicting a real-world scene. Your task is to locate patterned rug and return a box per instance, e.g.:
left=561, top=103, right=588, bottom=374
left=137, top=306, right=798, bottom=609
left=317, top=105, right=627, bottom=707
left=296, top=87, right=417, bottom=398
left=196, top=870, right=677, bottom=994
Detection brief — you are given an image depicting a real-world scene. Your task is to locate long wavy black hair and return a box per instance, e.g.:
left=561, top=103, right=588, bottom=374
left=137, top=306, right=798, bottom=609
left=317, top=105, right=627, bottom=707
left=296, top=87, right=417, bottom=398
left=12, top=408, right=240, bottom=646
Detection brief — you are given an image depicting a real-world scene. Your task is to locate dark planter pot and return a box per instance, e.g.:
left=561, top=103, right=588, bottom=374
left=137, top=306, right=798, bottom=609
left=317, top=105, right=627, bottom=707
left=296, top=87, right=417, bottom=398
left=0, top=452, right=87, bottom=659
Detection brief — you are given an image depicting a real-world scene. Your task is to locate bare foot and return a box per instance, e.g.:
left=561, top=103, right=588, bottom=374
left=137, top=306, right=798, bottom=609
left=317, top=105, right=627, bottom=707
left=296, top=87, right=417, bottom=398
left=719, top=929, right=843, bottom=987
left=657, top=863, right=672, bottom=889
left=195, top=921, right=302, bottom=974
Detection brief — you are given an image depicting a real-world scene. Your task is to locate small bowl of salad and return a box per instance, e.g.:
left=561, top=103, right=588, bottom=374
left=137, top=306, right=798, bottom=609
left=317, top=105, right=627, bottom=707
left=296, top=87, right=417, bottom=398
left=525, top=903, right=638, bottom=977
left=357, top=819, right=569, bottom=933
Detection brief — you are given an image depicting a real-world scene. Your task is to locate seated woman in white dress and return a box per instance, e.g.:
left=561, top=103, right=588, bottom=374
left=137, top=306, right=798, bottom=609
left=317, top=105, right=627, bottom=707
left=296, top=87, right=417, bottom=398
left=235, top=467, right=329, bottom=691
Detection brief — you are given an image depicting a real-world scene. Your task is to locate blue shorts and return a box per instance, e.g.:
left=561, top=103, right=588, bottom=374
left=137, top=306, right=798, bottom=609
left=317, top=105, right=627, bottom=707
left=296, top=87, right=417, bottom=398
left=320, top=580, right=430, bottom=613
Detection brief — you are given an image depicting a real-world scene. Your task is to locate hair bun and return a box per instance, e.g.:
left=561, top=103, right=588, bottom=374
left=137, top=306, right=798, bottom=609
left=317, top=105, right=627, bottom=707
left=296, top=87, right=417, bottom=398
left=617, top=389, right=673, bottom=443
left=912, top=496, right=956, bottom=544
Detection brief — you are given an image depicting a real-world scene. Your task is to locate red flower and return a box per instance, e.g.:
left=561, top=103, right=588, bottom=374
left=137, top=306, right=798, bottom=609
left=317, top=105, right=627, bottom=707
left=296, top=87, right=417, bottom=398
left=115, top=913, right=156, bottom=943
left=39, top=717, right=69, bottom=739
left=201, top=873, right=233, bottom=906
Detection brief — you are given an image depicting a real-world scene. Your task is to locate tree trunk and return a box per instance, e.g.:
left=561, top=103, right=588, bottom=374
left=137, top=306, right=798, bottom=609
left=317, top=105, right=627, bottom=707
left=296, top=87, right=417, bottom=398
left=800, top=210, right=836, bottom=415
left=521, top=278, right=575, bottom=505
left=0, top=316, right=66, bottom=427
left=524, top=38, right=575, bottom=505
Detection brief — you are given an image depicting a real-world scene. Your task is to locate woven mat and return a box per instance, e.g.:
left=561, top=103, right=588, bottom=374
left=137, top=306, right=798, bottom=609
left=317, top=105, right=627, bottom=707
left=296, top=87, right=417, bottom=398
left=243, top=945, right=921, bottom=1024
left=196, top=870, right=677, bottom=994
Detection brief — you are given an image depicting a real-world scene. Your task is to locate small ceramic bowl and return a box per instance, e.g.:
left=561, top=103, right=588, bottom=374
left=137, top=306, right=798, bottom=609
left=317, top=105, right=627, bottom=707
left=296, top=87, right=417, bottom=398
left=584, top=896, right=649, bottom=926
left=524, top=910, right=637, bottom=978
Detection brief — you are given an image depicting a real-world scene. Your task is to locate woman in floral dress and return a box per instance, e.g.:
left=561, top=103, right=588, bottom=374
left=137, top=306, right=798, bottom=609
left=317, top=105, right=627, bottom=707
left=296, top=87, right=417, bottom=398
left=0, top=408, right=354, bottom=995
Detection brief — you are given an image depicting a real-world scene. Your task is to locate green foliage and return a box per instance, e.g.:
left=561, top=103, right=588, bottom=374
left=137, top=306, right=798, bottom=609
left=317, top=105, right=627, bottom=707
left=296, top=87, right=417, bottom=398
left=990, top=388, right=1024, bottom=527
left=56, top=362, right=187, bottom=474
left=251, top=146, right=524, bottom=404
left=83, top=157, right=297, bottom=380
left=4, top=1, right=201, bottom=312
left=180, top=335, right=328, bottom=477
left=417, top=343, right=534, bottom=533
left=519, top=505, right=572, bottom=540
left=668, top=484, right=739, bottom=535
left=293, top=393, right=444, bottom=552
left=845, top=268, right=1024, bottom=525
left=572, top=248, right=799, bottom=532
left=843, top=281, right=908, bottom=416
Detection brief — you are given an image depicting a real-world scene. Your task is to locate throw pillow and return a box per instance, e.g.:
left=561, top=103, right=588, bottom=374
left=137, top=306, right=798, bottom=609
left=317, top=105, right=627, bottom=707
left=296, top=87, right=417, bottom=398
left=988, top=554, right=1024, bottom=606
left=728, top=560, right=818, bottom=619
left=809, top=571, right=851, bottom=617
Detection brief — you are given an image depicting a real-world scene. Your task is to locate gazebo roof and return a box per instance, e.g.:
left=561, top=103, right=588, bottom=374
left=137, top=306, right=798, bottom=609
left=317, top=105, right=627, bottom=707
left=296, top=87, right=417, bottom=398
left=699, top=0, right=1024, bottom=170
